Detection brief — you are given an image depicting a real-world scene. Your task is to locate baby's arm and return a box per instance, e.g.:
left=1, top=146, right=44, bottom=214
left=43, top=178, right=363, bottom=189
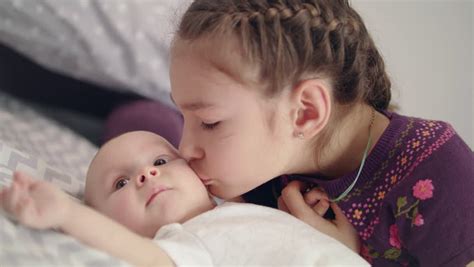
left=0, top=171, right=174, bottom=267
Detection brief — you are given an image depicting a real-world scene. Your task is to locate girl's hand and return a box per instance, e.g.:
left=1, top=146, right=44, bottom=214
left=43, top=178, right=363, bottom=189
left=278, top=180, right=360, bottom=252
left=0, top=171, right=71, bottom=229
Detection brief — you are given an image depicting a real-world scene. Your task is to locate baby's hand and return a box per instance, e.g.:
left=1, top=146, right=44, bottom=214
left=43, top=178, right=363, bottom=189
left=0, top=171, right=71, bottom=229
left=278, top=180, right=360, bottom=252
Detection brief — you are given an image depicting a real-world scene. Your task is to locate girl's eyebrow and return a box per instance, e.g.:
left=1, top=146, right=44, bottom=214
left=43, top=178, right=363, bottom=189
left=170, top=94, right=215, bottom=111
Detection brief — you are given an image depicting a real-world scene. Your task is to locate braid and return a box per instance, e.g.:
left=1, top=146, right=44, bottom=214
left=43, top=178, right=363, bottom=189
left=177, top=0, right=391, bottom=108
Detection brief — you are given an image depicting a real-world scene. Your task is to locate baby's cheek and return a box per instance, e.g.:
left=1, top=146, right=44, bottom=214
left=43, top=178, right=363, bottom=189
left=106, top=196, right=142, bottom=231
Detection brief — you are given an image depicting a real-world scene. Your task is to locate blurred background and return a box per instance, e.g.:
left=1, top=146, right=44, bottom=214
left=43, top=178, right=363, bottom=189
left=353, top=0, right=473, bottom=148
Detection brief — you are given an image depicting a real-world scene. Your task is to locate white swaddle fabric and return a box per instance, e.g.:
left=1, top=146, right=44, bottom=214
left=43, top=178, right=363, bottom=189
left=155, top=202, right=369, bottom=266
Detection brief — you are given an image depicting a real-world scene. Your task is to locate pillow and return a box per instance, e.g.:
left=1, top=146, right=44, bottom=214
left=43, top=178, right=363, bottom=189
left=102, top=100, right=183, bottom=148
left=0, top=0, right=192, bottom=107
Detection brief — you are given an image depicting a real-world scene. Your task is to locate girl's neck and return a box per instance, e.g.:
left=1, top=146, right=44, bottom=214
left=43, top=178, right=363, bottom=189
left=315, top=104, right=390, bottom=179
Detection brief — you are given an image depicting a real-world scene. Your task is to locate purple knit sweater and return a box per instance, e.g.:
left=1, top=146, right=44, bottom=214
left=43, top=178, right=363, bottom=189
left=286, top=112, right=474, bottom=266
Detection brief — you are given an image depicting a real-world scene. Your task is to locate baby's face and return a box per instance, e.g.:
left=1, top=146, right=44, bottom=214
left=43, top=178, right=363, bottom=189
left=85, top=131, right=213, bottom=237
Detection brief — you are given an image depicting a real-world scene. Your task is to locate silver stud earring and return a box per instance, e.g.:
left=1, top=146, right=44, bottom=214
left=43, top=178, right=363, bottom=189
left=295, top=132, right=304, bottom=139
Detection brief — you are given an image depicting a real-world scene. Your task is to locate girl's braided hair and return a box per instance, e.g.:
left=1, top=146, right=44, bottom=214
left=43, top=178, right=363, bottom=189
left=177, top=0, right=391, bottom=110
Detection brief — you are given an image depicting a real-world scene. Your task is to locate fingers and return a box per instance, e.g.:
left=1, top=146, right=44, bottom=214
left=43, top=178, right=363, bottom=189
left=303, top=188, right=329, bottom=206
left=1, top=172, right=34, bottom=215
left=0, top=186, right=6, bottom=203
left=4, top=183, right=19, bottom=213
left=15, top=197, right=35, bottom=224
left=303, top=187, right=330, bottom=216
left=13, top=171, right=35, bottom=188
left=331, top=201, right=352, bottom=227
left=277, top=196, right=289, bottom=213
left=280, top=181, right=333, bottom=232
left=280, top=181, right=310, bottom=218
left=2, top=182, right=26, bottom=216
left=312, top=198, right=330, bottom=216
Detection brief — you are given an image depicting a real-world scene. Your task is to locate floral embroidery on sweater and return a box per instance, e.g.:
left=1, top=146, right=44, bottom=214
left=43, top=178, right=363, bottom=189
left=371, top=179, right=436, bottom=262
left=395, top=179, right=434, bottom=226
left=341, top=120, right=454, bottom=242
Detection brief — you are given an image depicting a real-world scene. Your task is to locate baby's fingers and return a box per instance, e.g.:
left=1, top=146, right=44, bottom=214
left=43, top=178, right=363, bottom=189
left=13, top=171, right=35, bottom=188
left=0, top=186, right=6, bottom=199
left=2, top=183, right=21, bottom=214
left=14, top=197, right=38, bottom=225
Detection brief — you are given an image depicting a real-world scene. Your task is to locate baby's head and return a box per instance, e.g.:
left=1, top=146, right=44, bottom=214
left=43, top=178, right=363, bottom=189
left=85, top=131, right=214, bottom=238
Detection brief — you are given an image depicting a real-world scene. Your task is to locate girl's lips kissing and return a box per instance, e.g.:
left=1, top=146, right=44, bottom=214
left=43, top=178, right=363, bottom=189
left=197, top=173, right=213, bottom=185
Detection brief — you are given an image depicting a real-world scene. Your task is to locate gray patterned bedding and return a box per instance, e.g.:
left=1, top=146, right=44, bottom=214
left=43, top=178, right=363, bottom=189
left=0, top=2, right=192, bottom=264
left=0, top=91, right=128, bottom=267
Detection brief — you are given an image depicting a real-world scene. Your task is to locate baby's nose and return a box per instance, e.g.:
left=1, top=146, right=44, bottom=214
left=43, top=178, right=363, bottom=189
left=137, top=167, right=159, bottom=185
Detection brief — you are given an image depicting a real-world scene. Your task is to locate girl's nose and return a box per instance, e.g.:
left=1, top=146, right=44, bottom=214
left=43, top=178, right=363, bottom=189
left=136, top=167, right=159, bottom=186
left=179, top=132, right=205, bottom=162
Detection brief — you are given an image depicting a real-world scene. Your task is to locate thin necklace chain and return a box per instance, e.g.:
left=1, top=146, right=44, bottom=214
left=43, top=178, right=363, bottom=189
left=330, top=108, right=376, bottom=202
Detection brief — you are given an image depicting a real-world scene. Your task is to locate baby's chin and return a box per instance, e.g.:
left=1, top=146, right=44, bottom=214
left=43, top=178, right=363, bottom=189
left=136, top=226, right=159, bottom=239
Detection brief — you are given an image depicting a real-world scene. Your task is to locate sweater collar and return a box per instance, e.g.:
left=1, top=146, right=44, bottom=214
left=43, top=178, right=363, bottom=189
left=284, top=111, right=408, bottom=200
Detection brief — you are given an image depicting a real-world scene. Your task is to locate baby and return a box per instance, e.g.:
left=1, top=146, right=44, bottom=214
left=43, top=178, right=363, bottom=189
left=0, top=131, right=367, bottom=266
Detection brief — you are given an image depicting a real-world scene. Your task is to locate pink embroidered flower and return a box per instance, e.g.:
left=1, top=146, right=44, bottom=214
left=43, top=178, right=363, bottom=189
left=414, top=214, right=424, bottom=226
left=389, top=224, right=401, bottom=249
left=412, top=179, right=434, bottom=200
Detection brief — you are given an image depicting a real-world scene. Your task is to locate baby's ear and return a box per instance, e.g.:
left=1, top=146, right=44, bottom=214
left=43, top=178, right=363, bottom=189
left=289, top=79, right=331, bottom=139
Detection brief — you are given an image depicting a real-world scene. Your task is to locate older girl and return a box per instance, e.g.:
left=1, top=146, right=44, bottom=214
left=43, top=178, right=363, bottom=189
left=170, top=0, right=474, bottom=266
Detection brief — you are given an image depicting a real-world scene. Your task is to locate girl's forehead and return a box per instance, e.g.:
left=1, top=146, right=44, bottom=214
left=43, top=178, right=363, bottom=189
left=171, top=36, right=260, bottom=86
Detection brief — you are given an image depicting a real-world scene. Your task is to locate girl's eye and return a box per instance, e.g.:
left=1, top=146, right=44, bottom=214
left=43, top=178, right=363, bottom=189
left=115, top=178, right=129, bottom=190
left=154, top=158, right=168, bottom=166
left=201, top=121, right=220, bottom=130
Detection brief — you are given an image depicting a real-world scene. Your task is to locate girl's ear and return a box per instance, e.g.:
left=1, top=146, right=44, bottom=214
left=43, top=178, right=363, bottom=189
left=290, top=79, right=331, bottom=139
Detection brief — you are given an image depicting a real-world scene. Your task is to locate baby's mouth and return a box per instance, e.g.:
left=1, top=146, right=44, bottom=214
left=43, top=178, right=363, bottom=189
left=146, top=186, right=171, bottom=207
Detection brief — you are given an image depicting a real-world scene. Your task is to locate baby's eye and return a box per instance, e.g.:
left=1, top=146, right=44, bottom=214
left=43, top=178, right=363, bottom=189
left=154, top=158, right=168, bottom=166
left=115, top=178, right=129, bottom=190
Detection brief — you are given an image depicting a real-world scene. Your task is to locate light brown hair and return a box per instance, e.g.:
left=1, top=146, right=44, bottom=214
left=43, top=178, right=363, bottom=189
left=176, top=0, right=391, bottom=110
